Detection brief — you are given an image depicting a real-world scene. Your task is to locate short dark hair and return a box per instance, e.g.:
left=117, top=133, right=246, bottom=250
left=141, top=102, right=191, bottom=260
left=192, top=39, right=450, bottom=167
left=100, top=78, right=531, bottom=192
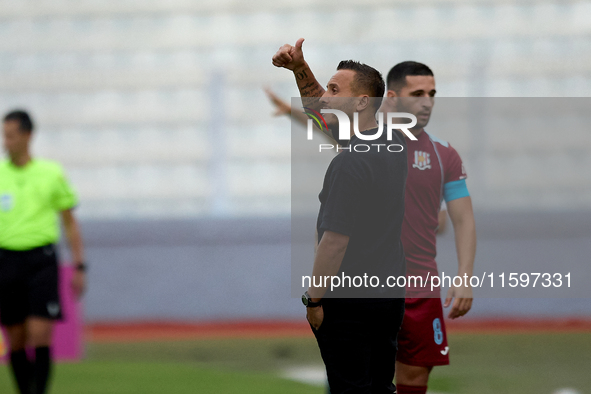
left=4, top=110, right=34, bottom=133
left=386, top=61, right=434, bottom=92
left=337, top=60, right=385, bottom=111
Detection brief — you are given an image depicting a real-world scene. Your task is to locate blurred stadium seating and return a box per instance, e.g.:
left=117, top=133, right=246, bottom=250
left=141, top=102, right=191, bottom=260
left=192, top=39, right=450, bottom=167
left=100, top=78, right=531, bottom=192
left=0, top=0, right=590, bottom=218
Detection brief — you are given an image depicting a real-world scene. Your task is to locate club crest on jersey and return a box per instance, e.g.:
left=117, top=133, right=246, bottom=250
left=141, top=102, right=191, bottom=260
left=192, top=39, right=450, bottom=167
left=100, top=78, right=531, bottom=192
left=412, top=151, right=431, bottom=170
left=0, top=193, right=13, bottom=211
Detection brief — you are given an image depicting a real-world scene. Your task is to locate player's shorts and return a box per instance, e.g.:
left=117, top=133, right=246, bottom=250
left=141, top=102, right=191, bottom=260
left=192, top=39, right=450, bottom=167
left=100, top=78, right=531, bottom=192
left=0, top=244, right=63, bottom=326
left=396, top=297, right=449, bottom=367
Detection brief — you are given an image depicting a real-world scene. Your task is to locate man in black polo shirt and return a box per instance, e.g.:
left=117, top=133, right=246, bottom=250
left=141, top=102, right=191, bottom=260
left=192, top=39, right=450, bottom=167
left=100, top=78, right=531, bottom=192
left=274, top=47, right=408, bottom=392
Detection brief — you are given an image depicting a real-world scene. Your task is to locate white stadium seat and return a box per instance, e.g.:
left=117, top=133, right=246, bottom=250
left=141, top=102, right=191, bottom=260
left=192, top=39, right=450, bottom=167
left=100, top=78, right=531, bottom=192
left=1, top=0, right=590, bottom=217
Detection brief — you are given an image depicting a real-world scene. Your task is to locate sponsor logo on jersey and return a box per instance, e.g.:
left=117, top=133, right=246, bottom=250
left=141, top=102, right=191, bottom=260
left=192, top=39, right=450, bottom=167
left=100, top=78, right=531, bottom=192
left=460, top=164, right=467, bottom=179
left=412, top=151, right=432, bottom=170
left=0, top=193, right=13, bottom=211
left=440, top=346, right=449, bottom=355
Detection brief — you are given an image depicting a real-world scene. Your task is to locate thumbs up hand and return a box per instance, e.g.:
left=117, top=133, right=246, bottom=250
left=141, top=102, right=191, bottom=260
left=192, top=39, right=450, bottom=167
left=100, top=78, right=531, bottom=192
left=272, top=38, right=306, bottom=71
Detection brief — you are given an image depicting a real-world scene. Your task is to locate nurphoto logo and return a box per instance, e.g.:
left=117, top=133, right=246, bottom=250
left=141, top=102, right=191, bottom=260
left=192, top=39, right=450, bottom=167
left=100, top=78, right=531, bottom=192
left=304, top=109, right=418, bottom=153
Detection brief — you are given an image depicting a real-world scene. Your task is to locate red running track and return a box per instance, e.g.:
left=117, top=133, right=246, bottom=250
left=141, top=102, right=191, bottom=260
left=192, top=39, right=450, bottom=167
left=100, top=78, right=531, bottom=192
left=86, top=318, right=591, bottom=343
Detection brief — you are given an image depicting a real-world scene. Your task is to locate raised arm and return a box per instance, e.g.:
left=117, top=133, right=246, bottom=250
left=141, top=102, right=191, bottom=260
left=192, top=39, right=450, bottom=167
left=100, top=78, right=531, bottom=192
left=272, top=38, right=339, bottom=141
left=272, top=38, right=326, bottom=110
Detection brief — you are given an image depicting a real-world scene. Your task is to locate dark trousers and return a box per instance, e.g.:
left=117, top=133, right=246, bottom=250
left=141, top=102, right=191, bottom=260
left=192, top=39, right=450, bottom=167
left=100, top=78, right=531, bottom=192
left=312, top=298, right=405, bottom=394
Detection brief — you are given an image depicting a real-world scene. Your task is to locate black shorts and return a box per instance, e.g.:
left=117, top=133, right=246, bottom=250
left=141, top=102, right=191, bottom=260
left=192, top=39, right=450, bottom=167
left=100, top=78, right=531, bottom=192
left=0, top=244, right=63, bottom=326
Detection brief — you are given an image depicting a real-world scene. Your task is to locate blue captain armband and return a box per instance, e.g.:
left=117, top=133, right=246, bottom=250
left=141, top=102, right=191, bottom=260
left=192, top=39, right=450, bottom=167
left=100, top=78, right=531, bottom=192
left=443, top=179, right=470, bottom=202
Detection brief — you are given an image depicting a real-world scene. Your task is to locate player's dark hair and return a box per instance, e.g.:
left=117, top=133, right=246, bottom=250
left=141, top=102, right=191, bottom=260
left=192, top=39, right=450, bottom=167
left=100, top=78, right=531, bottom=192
left=386, top=61, right=434, bottom=92
left=4, top=110, right=34, bottom=134
left=337, top=60, right=385, bottom=111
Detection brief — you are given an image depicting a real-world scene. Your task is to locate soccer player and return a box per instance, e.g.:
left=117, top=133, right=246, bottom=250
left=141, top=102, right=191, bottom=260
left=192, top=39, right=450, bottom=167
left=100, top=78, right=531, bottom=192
left=296, top=59, right=407, bottom=393
left=0, top=110, right=86, bottom=394
left=272, top=39, right=476, bottom=394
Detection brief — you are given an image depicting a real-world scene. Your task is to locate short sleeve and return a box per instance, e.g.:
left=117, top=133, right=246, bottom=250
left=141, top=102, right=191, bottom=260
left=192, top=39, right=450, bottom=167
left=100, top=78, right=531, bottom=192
left=319, top=165, right=364, bottom=237
left=52, top=167, right=78, bottom=211
left=443, top=145, right=469, bottom=202
left=444, top=145, right=467, bottom=184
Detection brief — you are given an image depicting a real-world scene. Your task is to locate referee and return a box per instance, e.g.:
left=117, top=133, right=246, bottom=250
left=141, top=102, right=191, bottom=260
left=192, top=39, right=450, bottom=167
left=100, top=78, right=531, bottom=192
left=0, top=110, right=86, bottom=394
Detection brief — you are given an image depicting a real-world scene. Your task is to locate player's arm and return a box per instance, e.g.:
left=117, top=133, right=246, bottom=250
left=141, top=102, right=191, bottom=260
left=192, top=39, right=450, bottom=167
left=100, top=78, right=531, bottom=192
left=437, top=201, right=448, bottom=235
left=272, top=38, right=325, bottom=106
left=307, top=230, right=349, bottom=329
left=437, top=208, right=448, bottom=235
left=444, top=196, right=476, bottom=319
left=61, top=209, right=86, bottom=298
left=264, top=88, right=310, bottom=127
left=264, top=88, right=338, bottom=144
left=272, top=38, right=338, bottom=142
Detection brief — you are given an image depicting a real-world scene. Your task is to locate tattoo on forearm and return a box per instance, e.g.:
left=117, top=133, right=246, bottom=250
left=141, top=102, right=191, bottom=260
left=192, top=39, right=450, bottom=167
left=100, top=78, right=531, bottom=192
left=293, top=66, right=325, bottom=107
left=295, top=69, right=308, bottom=80
left=300, top=83, right=324, bottom=98
left=300, top=82, right=315, bottom=90
left=301, top=96, right=320, bottom=108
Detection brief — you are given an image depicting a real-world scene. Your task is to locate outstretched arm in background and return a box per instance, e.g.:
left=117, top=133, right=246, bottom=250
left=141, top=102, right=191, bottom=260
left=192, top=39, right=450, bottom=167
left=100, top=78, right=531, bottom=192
left=264, top=88, right=310, bottom=127
left=264, top=88, right=337, bottom=146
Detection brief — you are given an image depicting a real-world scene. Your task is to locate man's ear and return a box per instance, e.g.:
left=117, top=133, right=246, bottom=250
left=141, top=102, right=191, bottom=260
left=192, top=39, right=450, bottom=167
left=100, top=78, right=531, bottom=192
left=356, top=96, right=370, bottom=112
left=383, top=94, right=397, bottom=110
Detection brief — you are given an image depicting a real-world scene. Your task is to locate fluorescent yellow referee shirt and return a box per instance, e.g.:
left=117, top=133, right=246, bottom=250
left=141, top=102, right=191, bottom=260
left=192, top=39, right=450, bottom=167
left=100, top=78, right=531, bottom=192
left=0, top=159, right=78, bottom=251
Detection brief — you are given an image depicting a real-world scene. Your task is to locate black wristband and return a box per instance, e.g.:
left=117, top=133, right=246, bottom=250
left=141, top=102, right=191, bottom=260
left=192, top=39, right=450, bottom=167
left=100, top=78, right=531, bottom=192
left=302, top=291, right=322, bottom=308
left=75, top=262, right=87, bottom=272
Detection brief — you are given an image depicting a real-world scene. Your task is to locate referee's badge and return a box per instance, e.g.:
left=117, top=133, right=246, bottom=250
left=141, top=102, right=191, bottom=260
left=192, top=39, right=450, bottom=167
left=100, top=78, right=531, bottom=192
left=412, top=151, right=432, bottom=170
left=0, top=193, right=13, bottom=211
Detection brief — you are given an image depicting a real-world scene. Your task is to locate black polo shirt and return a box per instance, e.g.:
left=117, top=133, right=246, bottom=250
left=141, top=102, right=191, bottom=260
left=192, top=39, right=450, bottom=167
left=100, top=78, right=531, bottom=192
left=317, top=127, right=407, bottom=298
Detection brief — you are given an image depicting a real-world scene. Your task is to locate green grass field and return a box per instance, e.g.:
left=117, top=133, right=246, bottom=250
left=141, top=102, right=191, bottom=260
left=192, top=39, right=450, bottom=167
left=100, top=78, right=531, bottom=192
left=1, top=332, right=590, bottom=393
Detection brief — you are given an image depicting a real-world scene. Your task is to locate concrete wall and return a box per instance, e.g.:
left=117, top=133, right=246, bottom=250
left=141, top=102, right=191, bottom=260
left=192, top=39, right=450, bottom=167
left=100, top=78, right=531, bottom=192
left=64, top=212, right=591, bottom=322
